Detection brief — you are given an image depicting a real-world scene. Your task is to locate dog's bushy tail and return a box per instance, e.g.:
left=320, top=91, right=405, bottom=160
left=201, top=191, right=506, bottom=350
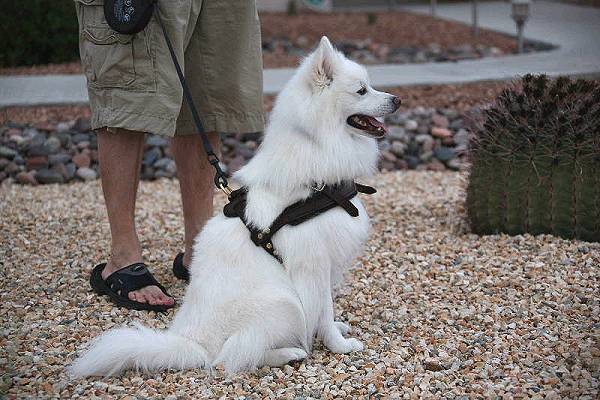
left=68, top=323, right=209, bottom=377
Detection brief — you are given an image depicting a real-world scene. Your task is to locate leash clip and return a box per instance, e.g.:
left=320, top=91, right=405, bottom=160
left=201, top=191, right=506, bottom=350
left=311, top=182, right=325, bottom=192
left=219, top=183, right=233, bottom=197
left=216, top=174, right=232, bottom=196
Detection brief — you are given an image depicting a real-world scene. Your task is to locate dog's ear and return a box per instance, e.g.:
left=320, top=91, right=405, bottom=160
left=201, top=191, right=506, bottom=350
left=310, top=36, right=338, bottom=88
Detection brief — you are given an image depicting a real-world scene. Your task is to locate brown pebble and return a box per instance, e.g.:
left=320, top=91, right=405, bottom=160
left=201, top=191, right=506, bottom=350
left=431, top=127, right=452, bottom=138
left=15, top=171, right=38, bottom=185
left=26, top=155, right=48, bottom=170
left=431, top=114, right=449, bottom=128
left=72, top=153, right=91, bottom=168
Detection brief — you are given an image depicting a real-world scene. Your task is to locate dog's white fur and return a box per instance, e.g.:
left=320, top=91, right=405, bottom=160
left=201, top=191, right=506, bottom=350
left=70, top=36, right=399, bottom=377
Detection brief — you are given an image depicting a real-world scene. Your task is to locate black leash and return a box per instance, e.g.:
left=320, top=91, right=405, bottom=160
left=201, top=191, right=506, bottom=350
left=102, top=0, right=231, bottom=195
left=154, top=11, right=231, bottom=195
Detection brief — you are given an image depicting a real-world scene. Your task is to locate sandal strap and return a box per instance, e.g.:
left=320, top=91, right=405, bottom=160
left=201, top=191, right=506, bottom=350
left=104, top=263, right=169, bottom=298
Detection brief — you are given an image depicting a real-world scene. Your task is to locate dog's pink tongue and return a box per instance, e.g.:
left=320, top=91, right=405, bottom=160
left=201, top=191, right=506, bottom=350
left=365, top=116, right=388, bottom=133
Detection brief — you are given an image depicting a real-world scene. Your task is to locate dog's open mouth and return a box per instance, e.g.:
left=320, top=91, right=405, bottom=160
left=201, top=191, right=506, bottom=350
left=347, top=114, right=387, bottom=138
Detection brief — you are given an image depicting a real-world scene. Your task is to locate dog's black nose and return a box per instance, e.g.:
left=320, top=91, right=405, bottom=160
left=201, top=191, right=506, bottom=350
left=392, top=96, right=402, bottom=108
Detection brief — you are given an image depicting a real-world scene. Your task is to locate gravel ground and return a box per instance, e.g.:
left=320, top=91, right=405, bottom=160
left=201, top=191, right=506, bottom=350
left=1, top=171, right=598, bottom=399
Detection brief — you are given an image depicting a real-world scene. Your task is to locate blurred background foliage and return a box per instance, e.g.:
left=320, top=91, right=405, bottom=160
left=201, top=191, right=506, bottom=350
left=0, top=0, right=79, bottom=67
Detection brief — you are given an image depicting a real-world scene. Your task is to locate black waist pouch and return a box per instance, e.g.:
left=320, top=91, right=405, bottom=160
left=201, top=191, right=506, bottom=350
left=104, top=0, right=156, bottom=34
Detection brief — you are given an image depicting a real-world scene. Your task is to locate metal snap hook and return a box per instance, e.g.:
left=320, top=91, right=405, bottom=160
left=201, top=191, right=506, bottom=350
left=311, top=182, right=325, bottom=192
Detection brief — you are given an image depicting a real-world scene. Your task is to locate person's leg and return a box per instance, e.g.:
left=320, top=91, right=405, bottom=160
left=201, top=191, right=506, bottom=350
left=171, top=0, right=263, bottom=268
left=170, top=132, right=220, bottom=267
left=98, top=128, right=174, bottom=306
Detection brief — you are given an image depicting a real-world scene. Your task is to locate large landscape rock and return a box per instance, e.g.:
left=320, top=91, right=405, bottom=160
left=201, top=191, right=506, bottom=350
left=0, top=108, right=477, bottom=185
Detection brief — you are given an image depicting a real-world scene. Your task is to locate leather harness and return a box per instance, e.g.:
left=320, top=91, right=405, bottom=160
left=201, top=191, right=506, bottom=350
left=224, top=181, right=376, bottom=264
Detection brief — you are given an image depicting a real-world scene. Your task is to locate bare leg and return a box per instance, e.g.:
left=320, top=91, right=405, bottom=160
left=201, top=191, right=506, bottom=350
left=170, top=132, right=220, bottom=267
left=97, top=128, right=174, bottom=306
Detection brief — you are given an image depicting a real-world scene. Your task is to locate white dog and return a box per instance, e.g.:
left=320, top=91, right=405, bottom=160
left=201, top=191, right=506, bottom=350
left=70, top=36, right=400, bottom=376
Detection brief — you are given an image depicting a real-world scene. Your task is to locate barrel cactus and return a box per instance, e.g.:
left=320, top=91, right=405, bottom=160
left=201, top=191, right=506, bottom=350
left=466, top=74, right=600, bottom=242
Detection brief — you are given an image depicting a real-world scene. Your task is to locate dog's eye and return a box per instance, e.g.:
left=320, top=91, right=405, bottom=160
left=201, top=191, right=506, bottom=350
left=357, top=87, right=367, bottom=96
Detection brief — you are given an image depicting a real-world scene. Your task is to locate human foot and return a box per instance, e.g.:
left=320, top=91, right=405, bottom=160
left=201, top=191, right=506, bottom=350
left=102, top=259, right=174, bottom=306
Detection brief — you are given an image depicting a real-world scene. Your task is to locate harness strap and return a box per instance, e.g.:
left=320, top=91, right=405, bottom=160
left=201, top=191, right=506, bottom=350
left=356, top=183, right=377, bottom=195
left=320, top=185, right=359, bottom=217
left=261, top=182, right=359, bottom=244
left=224, top=182, right=376, bottom=264
left=223, top=188, right=284, bottom=262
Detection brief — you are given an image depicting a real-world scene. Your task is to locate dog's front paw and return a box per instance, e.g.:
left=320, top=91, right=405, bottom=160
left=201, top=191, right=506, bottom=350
left=263, top=347, right=308, bottom=367
left=326, top=337, right=364, bottom=354
left=345, top=338, right=363, bottom=352
left=335, top=321, right=351, bottom=335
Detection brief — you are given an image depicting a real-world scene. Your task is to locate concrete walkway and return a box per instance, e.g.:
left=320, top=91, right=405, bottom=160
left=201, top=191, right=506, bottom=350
left=1, top=1, right=599, bottom=107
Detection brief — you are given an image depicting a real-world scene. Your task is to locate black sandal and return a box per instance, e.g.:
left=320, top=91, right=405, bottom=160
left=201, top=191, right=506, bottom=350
left=90, top=262, right=175, bottom=312
left=172, top=252, right=190, bottom=281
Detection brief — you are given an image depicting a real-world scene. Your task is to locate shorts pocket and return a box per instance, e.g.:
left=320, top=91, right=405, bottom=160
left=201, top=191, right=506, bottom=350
left=82, top=26, right=137, bottom=88
left=75, top=0, right=156, bottom=92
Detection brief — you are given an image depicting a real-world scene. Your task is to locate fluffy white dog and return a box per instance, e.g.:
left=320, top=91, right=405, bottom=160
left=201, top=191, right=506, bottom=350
left=70, top=36, right=400, bottom=376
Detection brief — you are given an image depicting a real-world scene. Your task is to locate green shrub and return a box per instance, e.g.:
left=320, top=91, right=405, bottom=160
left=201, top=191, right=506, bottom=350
left=466, top=74, right=600, bottom=242
left=0, top=0, right=79, bottom=67
left=367, top=13, right=377, bottom=25
left=287, top=0, right=298, bottom=16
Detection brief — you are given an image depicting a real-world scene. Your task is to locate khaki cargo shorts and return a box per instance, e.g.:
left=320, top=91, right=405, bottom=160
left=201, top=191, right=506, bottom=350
left=74, top=0, right=264, bottom=137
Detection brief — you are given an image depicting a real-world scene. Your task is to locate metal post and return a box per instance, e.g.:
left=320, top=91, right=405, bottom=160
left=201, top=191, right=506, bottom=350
left=511, top=0, right=530, bottom=54
left=431, top=0, right=437, bottom=17
left=516, top=21, right=525, bottom=53
left=472, top=0, right=479, bottom=39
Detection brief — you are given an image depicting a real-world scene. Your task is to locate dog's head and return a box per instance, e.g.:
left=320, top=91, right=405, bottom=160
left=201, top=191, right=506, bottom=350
left=246, top=37, right=402, bottom=188
left=299, top=36, right=401, bottom=139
